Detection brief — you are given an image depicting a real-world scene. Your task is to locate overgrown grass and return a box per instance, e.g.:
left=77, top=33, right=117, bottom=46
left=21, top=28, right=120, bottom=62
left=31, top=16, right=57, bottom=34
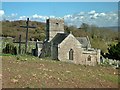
left=2, top=55, right=119, bottom=88
left=0, top=53, right=16, bottom=56
left=101, top=74, right=119, bottom=83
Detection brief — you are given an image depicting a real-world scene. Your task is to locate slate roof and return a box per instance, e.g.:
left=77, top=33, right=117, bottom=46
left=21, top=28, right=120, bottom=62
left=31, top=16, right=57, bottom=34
left=76, top=37, right=90, bottom=48
left=51, top=33, right=68, bottom=45
left=51, top=33, right=91, bottom=48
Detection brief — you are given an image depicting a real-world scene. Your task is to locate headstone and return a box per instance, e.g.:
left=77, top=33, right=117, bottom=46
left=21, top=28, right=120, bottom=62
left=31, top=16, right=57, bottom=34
left=109, top=59, right=113, bottom=65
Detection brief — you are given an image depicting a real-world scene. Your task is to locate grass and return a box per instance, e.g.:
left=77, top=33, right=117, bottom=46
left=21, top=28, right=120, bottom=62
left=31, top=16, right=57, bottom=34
left=2, top=55, right=119, bottom=88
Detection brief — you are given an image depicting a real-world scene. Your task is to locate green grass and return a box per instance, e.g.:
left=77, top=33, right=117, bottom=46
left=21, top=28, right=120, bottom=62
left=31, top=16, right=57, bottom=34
left=0, top=54, right=15, bottom=56
left=2, top=55, right=119, bottom=88
left=101, top=74, right=119, bottom=83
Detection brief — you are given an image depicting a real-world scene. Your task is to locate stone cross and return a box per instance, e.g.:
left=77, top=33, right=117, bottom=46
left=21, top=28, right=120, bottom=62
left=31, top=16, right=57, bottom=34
left=18, top=34, right=21, bottom=54
left=36, top=40, right=39, bottom=49
left=20, top=18, right=36, bottom=53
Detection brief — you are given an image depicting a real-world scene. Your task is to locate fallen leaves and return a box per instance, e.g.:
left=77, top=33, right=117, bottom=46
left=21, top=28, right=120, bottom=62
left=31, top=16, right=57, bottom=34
left=66, top=71, right=71, bottom=73
left=48, top=75, right=53, bottom=79
left=2, top=56, right=118, bottom=88
left=57, top=77, right=62, bottom=82
left=32, top=73, right=37, bottom=78
left=7, top=68, right=10, bottom=72
left=11, top=78, right=19, bottom=83
left=18, top=75, right=21, bottom=79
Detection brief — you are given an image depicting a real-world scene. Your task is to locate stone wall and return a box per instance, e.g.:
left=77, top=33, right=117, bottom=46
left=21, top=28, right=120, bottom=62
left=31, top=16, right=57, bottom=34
left=58, top=34, right=83, bottom=63
left=57, top=34, right=100, bottom=66
left=51, top=42, right=58, bottom=59
left=82, top=51, right=98, bottom=66
left=45, top=18, right=101, bottom=66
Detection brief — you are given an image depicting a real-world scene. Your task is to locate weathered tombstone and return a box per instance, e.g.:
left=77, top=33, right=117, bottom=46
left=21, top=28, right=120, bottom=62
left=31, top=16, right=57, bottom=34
left=109, top=59, right=114, bottom=65
left=116, top=60, right=119, bottom=69
left=31, top=40, right=43, bottom=57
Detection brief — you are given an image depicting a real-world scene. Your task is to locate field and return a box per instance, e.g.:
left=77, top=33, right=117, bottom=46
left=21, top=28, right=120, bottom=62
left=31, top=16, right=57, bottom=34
left=2, top=55, right=120, bottom=88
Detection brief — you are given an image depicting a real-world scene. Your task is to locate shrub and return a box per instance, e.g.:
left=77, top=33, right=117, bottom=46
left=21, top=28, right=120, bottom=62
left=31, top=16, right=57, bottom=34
left=2, top=43, right=17, bottom=55
left=107, top=42, right=120, bottom=60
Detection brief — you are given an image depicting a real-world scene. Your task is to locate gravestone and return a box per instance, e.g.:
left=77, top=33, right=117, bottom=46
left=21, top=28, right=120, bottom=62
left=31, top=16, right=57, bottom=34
left=32, top=40, right=43, bottom=57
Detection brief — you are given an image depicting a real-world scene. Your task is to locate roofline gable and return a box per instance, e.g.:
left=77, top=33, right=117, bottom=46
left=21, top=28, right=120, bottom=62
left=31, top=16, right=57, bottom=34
left=59, top=33, right=82, bottom=46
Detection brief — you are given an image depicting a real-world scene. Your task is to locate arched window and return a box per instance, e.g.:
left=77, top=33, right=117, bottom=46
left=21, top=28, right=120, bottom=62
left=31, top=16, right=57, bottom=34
left=87, top=55, right=91, bottom=61
left=69, top=49, right=74, bottom=60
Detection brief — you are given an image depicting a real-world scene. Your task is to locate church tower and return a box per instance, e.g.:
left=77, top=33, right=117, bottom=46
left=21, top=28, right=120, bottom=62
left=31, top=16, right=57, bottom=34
left=46, top=18, right=64, bottom=41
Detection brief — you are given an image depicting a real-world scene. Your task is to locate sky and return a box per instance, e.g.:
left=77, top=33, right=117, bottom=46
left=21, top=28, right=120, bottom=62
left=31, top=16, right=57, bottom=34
left=0, top=2, right=119, bottom=27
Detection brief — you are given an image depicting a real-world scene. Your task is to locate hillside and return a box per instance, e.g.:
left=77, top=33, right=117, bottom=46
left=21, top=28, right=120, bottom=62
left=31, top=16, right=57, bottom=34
left=2, top=20, right=46, bottom=41
left=2, top=20, right=118, bottom=53
left=101, top=26, right=118, bottom=32
left=64, top=24, right=118, bottom=53
left=2, top=55, right=119, bottom=88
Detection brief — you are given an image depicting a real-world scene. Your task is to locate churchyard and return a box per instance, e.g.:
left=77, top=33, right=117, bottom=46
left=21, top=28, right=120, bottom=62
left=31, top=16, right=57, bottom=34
left=1, top=1, right=120, bottom=89
left=2, top=55, right=119, bottom=88
left=1, top=18, right=120, bottom=88
left=1, top=34, right=119, bottom=88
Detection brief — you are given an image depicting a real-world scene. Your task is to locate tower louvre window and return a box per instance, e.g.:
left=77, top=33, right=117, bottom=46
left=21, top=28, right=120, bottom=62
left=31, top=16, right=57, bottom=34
left=56, top=22, right=59, bottom=25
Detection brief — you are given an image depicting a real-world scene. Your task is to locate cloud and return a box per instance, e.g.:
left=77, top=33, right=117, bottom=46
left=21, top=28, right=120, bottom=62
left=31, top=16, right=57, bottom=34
left=2, top=10, right=118, bottom=27
left=90, top=13, right=99, bottom=19
left=0, top=10, right=5, bottom=16
left=18, top=16, right=32, bottom=21
left=99, top=13, right=106, bottom=16
left=50, top=15, right=55, bottom=18
left=19, top=14, right=60, bottom=22
left=11, top=13, right=17, bottom=17
left=88, top=10, right=96, bottom=15
left=64, top=14, right=72, bottom=19
left=78, top=12, right=85, bottom=16
left=32, top=14, right=39, bottom=19
left=64, top=11, right=118, bottom=27
left=31, top=14, right=49, bottom=22
left=1, top=12, right=18, bottom=21
left=32, top=14, right=48, bottom=19
left=80, top=16, right=84, bottom=19
left=19, top=16, right=29, bottom=20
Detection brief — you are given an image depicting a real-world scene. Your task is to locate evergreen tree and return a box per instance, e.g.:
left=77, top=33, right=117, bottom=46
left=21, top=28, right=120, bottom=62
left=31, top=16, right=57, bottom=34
left=108, top=42, right=120, bottom=60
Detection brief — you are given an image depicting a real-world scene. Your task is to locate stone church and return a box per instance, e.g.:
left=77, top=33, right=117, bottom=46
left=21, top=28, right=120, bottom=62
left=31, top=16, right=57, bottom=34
left=36, top=18, right=101, bottom=66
